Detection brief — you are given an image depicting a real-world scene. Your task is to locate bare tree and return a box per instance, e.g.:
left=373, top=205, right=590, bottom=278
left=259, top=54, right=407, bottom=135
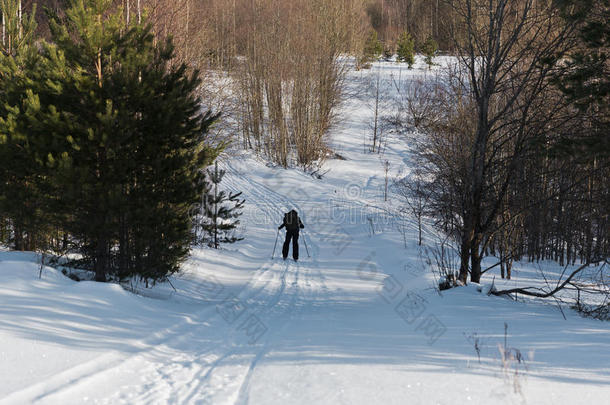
left=366, top=67, right=392, bottom=153
left=233, top=0, right=364, bottom=168
left=370, top=68, right=383, bottom=153
left=445, top=0, right=579, bottom=283
left=394, top=166, right=432, bottom=246
left=398, top=0, right=597, bottom=284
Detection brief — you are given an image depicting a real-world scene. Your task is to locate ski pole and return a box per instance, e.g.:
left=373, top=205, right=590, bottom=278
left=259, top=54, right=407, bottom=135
left=302, top=230, right=310, bottom=258
left=272, top=229, right=280, bottom=259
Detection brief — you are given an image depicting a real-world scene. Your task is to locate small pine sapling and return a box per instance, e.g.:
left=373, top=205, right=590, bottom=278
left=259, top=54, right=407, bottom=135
left=359, top=30, right=383, bottom=69
left=422, top=37, right=438, bottom=69
left=383, top=43, right=394, bottom=61
left=396, top=31, right=415, bottom=68
left=200, top=162, right=245, bottom=249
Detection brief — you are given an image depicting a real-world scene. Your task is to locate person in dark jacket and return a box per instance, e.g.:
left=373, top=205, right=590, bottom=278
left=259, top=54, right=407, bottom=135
left=278, top=209, right=304, bottom=261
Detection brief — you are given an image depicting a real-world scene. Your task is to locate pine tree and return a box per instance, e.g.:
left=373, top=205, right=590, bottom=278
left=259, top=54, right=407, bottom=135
left=383, top=44, right=394, bottom=61
left=199, top=162, right=244, bottom=249
left=0, top=0, right=37, bottom=57
left=359, top=30, right=383, bottom=68
left=555, top=0, right=609, bottom=157
left=422, top=37, right=438, bottom=69
left=21, top=0, right=221, bottom=281
left=396, top=31, right=415, bottom=68
left=0, top=0, right=50, bottom=251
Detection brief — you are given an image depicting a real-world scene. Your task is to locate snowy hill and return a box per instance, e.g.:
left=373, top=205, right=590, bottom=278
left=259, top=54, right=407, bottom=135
left=1, top=58, right=609, bottom=405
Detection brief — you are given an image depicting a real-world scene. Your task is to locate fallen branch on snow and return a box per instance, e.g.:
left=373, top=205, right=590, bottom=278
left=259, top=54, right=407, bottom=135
left=490, top=259, right=608, bottom=298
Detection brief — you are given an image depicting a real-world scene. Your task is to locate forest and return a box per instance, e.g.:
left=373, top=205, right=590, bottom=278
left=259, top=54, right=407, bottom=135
left=1, top=1, right=610, bottom=403
left=1, top=0, right=608, bottom=287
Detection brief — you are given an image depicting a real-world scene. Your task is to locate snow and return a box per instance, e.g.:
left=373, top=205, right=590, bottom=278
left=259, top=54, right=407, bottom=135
left=1, top=58, right=609, bottom=404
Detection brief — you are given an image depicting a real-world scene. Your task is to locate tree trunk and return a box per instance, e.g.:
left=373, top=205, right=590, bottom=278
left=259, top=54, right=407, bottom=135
left=14, top=223, right=24, bottom=251
left=2, top=9, right=5, bottom=48
left=470, top=240, right=482, bottom=283
left=119, top=210, right=129, bottom=277
left=214, top=162, right=218, bottom=249
left=417, top=213, right=422, bottom=246
left=94, top=252, right=107, bottom=281
left=459, top=226, right=471, bottom=283
left=94, top=230, right=108, bottom=282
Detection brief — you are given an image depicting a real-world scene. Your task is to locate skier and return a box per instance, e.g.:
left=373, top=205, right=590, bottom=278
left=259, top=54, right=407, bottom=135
left=278, top=209, right=305, bottom=261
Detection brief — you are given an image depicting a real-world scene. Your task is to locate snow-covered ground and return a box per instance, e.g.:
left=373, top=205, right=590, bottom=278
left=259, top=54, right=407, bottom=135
left=1, top=57, right=609, bottom=404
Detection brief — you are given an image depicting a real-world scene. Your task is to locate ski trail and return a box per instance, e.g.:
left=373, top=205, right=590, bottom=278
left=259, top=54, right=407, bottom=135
left=1, top=295, right=224, bottom=404
left=177, top=160, right=332, bottom=404
left=233, top=261, right=303, bottom=405
left=234, top=346, right=268, bottom=405
left=197, top=260, right=301, bottom=404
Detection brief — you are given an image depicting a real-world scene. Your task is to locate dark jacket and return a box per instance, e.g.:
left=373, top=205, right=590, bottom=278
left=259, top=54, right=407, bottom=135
left=279, top=210, right=304, bottom=231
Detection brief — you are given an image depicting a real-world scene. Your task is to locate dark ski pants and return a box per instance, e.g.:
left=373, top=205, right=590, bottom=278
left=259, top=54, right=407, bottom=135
left=282, top=229, right=299, bottom=260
